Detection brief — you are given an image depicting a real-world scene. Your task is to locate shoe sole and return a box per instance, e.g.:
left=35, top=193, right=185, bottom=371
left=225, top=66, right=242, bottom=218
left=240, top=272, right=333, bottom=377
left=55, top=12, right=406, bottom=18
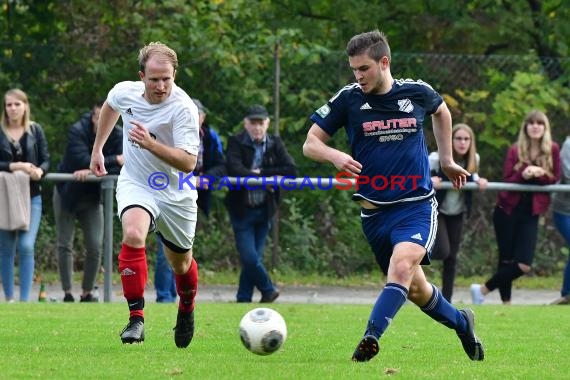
left=352, top=335, right=379, bottom=362
left=174, top=334, right=192, bottom=348
left=121, top=336, right=145, bottom=344
left=458, top=309, right=484, bottom=361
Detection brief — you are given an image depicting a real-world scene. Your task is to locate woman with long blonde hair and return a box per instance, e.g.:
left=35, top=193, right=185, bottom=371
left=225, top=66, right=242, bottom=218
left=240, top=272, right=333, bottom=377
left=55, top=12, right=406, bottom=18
left=429, top=123, right=488, bottom=302
left=0, top=89, right=50, bottom=302
left=471, top=110, right=560, bottom=304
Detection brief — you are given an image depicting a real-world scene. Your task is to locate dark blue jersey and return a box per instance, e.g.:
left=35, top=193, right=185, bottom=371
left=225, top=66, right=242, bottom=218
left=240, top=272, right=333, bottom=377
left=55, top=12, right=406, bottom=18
left=310, top=79, right=443, bottom=205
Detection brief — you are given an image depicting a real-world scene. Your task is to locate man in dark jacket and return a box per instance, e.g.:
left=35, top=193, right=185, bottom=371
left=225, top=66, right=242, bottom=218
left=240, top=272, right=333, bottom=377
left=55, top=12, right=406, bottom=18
left=226, top=104, right=296, bottom=303
left=54, top=102, right=123, bottom=302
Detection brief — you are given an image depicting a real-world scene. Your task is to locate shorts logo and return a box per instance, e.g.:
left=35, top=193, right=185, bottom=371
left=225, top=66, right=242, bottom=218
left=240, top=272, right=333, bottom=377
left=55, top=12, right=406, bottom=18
left=316, top=104, right=331, bottom=118
left=411, top=233, right=423, bottom=241
left=398, top=99, right=414, bottom=113
left=120, top=268, right=136, bottom=276
left=126, top=107, right=133, bottom=116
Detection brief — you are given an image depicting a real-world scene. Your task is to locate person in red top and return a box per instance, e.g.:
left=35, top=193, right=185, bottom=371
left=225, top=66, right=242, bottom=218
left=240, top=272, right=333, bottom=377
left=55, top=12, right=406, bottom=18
left=471, top=110, right=560, bottom=304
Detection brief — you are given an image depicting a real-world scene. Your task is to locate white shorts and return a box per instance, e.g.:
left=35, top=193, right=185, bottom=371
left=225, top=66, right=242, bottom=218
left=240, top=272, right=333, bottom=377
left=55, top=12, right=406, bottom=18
left=116, top=178, right=197, bottom=251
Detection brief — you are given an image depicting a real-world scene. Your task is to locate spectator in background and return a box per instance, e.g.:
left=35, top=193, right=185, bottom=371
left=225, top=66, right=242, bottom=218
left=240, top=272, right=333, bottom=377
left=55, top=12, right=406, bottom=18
left=226, top=104, right=296, bottom=303
left=471, top=110, right=560, bottom=304
left=154, top=98, right=225, bottom=303
left=54, top=102, right=123, bottom=303
left=0, top=88, right=50, bottom=302
left=192, top=99, right=226, bottom=215
left=429, top=123, right=488, bottom=302
left=551, top=135, right=570, bottom=305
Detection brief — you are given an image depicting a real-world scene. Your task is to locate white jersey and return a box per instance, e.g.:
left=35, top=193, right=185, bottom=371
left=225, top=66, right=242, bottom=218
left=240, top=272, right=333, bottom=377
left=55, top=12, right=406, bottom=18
left=107, top=81, right=200, bottom=205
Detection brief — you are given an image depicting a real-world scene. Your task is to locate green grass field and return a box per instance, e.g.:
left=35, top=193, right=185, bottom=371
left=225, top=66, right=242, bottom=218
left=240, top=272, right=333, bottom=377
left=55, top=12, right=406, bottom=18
left=1, top=302, right=567, bottom=379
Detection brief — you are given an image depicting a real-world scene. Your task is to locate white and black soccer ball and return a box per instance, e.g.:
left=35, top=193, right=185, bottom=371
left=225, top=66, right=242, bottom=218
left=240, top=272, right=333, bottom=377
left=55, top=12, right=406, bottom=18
left=239, top=307, right=287, bottom=355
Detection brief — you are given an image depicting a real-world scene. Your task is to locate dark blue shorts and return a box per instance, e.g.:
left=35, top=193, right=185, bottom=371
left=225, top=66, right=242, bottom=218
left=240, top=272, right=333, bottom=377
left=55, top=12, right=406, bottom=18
left=361, top=197, right=438, bottom=275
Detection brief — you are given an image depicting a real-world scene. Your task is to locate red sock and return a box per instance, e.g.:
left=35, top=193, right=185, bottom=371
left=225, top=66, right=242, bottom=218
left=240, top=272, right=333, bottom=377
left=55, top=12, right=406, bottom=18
left=175, top=258, right=198, bottom=313
left=118, top=243, right=148, bottom=319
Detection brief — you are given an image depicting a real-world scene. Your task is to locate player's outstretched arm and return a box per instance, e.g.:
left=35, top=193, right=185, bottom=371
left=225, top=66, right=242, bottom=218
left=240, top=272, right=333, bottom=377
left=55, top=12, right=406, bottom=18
left=432, top=102, right=469, bottom=188
left=90, top=101, right=120, bottom=177
left=303, top=124, right=362, bottom=176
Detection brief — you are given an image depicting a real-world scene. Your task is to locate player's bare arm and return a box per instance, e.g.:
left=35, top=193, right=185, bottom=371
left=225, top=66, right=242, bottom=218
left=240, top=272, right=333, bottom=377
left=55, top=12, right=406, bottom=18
left=431, top=102, right=469, bottom=188
left=128, top=120, right=197, bottom=173
left=90, top=101, right=120, bottom=177
left=303, top=123, right=362, bottom=176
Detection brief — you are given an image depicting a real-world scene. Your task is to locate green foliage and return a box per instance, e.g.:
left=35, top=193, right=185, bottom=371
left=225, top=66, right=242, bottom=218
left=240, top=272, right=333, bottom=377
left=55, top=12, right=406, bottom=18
left=486, top=70, right=568, bottom=148
left=278, top=195, right=320, bottom=272
left=193, top=202, right=238, bottom=272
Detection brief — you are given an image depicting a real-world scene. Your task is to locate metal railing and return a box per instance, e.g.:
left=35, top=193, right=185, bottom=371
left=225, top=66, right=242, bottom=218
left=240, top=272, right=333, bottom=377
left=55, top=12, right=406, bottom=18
left=43, top=174, right=570, bottom=302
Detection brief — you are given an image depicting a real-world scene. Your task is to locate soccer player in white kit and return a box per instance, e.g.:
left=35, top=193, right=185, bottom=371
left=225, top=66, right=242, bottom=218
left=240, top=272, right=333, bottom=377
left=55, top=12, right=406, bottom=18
left=90, top=42, right=200, bottom=348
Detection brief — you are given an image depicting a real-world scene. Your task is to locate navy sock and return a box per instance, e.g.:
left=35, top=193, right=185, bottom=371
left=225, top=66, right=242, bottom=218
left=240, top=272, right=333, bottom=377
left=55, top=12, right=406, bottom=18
left=421, top=284, right=466, bottom=333
left=365, top=283, right=408, bottom=339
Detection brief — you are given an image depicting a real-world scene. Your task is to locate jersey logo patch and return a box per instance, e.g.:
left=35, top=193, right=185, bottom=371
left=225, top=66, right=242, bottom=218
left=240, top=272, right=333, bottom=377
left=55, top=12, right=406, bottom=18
left=360, top=102, right=372, bottom=110
left=398, top=99, right=414, bottom=113
left=126, top=108, right=133, bottom=116
left=316, top=104, right=330, bottom=118
left=411, top=233, right=423, bottom=241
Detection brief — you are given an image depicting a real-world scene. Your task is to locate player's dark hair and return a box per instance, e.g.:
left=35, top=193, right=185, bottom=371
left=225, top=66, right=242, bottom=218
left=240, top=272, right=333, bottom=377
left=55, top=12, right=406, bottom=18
left=346, top=30, right=391, bottom=62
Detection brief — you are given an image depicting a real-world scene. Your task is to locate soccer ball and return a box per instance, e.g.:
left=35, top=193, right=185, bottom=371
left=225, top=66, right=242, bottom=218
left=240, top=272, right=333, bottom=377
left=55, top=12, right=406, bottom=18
left=239, top=307, right=287, bottom=355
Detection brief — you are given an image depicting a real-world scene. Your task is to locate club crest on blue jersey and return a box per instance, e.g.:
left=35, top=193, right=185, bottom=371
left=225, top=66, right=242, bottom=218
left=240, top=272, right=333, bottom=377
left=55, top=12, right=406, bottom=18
left=398, top=99, right=414, bottom=113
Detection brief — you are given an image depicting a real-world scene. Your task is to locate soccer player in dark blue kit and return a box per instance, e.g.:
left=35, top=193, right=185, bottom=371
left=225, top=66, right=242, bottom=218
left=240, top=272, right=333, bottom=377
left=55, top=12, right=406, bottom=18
left=303, top=30, right=484, bottom=362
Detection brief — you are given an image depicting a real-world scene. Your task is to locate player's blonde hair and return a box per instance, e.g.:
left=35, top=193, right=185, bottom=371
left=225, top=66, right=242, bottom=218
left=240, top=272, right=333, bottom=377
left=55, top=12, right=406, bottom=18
left=514, top=109, right=554, bottom=175
left=1, top=88, right=32, bottom=134
left=138, top=42, right=178, bottom=73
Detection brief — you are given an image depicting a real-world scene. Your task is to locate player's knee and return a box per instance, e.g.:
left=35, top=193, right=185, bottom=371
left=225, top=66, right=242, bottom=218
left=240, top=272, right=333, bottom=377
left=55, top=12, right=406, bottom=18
left=122, top=226, right=147, bottom=247
left=171, top=250, right=193, bottom=274
left=389, top=258, right=414, bottom=280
